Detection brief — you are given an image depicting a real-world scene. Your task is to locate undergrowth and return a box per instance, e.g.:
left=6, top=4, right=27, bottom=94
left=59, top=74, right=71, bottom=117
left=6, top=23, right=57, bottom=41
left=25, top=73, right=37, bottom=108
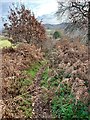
left=11, top=60, right=47, bottom=118
left=40, top=67, right=90, bottom=119
left=6, top=58, right=90, bottom=119
left=51, top=83, right=90, bottom=120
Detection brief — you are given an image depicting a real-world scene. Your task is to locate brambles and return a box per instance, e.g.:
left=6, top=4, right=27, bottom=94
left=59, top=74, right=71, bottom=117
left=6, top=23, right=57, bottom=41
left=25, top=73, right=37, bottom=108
left=2, top=44, right=45, bottom=118
left=1, top=18, right=90, bottom=119
left=3, top=4, right=46, bottom=47
left=2, top=43, right=43, bottom=78
left=51, top=83, right=90, bottom=119
left=47, top=39, right=89, bottom=104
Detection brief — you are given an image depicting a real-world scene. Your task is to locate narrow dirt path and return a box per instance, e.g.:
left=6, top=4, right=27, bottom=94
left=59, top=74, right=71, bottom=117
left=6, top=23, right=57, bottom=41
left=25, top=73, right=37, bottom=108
left=30, top=64, right=51, bottom=118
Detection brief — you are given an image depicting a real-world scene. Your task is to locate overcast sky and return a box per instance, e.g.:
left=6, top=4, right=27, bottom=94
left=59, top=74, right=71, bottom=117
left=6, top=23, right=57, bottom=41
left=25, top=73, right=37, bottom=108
left=21, top=0, right=58, bottom=17
left=0, top=0, right=69, bottom=30
left=0, top=0, right=58, bottom=17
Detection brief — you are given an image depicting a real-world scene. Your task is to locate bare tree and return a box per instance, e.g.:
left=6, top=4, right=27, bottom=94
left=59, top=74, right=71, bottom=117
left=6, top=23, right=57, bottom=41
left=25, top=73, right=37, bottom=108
left=56, top=1, right=88, bottom=28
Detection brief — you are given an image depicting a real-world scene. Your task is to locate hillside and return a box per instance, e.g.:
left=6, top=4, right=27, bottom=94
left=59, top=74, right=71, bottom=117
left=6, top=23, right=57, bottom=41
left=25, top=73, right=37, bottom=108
left=0, top=3, right=90, bottom=119
left=0, top=36, right=90, bottom=119
left=44, top=23, right=87, bottom=44
left=44, top=23, right=69, bottom=30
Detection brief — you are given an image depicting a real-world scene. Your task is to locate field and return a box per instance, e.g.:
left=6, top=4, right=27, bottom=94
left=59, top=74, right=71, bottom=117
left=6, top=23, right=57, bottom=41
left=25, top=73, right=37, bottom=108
left=0, top=37, right=11, bottom=49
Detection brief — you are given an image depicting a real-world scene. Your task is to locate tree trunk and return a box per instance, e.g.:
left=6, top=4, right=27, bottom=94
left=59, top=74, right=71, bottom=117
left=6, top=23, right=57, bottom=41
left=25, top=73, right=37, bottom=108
left=88, top=2, right=90, bottom=112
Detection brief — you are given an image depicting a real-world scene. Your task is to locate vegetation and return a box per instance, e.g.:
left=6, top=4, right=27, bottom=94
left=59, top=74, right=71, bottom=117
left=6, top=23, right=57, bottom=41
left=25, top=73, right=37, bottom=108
left=0, top=40, right=11, bottom=48
left=57, top=1, right=88, bottom=27
left=1, top=2, right=90, bottom=120
left=51, top=83, right=90, bottom=119
left=2, top=35, right=90, bottom=119
left=53, top=31, right=61, bottom=39
left=3, top=4, right=46, bottom=48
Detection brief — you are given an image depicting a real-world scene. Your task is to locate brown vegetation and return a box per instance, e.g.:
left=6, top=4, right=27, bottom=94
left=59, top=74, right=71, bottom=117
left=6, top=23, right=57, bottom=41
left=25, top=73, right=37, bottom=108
left=3, top=4, right=46, bottom=48
left=2, top=43, right=43, bottom=78
left=1, top=38, right=90, bottom=118
left=48, top=39, right=89, bottom=103
left=2, top=43, right=43, bottom=118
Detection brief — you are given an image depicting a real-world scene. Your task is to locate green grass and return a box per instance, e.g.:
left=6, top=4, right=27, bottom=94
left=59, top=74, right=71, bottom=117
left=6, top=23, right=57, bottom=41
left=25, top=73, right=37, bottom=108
left=18, top=94, right=32, bottom=118
left=0, top=39, right=12, bottom=48
left=38, top=66, right=90, bottom=119
left=25, top=60, right=48, bottom=78
left=11, top=60, right=48, bottom=118
left=0, top=36, right=19, bottom=49
left=6, top=56, right=90, bottom=119
left=51, top=82, right=90, bottom=119
left=41, top=70, right=64, bottom=89
left=40, top=67, right=50, bottom=88
left=0, top=36, right=12, bottom=49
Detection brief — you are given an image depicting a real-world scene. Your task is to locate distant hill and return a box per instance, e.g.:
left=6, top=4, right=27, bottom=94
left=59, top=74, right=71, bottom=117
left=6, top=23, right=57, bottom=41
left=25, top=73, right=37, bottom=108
left=43, top=23, right=70, bottom=30
left=44, top=23, right=87, bottom=44
left=37, top=12, right=60, bottom=25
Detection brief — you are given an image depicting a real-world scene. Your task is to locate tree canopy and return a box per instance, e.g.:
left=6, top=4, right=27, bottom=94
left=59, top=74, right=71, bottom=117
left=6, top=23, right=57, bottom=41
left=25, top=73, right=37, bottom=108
left=3, top=4, right=46, bottom=47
